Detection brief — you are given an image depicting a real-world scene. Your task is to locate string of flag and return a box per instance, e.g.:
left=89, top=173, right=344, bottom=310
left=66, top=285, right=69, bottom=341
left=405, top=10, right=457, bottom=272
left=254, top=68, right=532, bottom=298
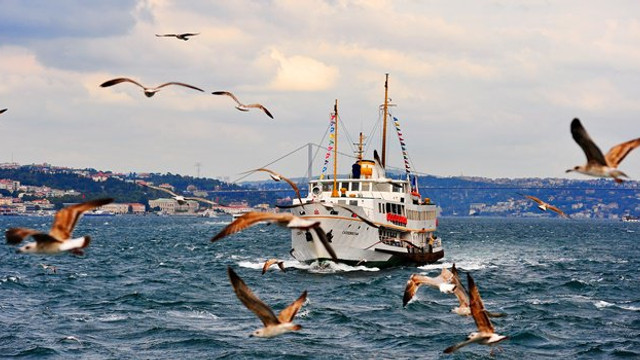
left=319, top=114, right=336, bottom=179
left=392, top=116, right=411, bottom=174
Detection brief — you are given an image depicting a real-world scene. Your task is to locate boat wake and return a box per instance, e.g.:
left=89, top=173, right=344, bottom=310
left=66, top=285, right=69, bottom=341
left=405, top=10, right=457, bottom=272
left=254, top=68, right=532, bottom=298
left=236, top=259, right=380, bottom=273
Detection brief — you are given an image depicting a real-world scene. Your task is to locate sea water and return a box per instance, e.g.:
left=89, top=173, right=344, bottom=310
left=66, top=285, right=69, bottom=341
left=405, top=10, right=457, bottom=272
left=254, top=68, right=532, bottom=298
left=1, top=216, right=638, bottom=359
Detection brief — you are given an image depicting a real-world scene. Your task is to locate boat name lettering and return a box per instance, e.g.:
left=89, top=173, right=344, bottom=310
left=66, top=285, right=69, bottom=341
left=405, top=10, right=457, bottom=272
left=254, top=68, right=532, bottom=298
left=342, top=230, right=359, bottom=236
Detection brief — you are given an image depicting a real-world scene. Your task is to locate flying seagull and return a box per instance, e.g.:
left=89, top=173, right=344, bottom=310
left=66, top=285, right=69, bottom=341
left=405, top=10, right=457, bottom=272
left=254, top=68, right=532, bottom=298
left=211, top=211, right=338, bottom=261
left=262, top=259, right=286, bottom=275
left=141, top=183, right=220, bottom=207
left=100, top=77, right=204, bottom=98
left=244, top=168, right=303, bottom=207
left=6, top=198, right=114, bottom=255
left=0, top=108, right=7, bottom=115
left=567, top=118, right=640, bottom=183
left=444, top=273, right=509, bottom=354
left=228, top=267, right=306, bottom=337
left=518, top=193, right=568, bottom=218
left=39, top=263, right=58, bottom=274
left=155, top=32, right=199, bottom=41
left=403, top=266, right=457, bottom=307
left=212, top=91, right=274, bottom=119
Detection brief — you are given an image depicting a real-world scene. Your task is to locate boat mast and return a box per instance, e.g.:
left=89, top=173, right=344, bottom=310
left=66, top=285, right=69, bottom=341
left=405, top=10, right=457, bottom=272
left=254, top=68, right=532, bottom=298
left=331, top=99, right=339, bottom=197
left=381, top=73, right=389, bottom=168
left=355, top=132, right=364, bottom=162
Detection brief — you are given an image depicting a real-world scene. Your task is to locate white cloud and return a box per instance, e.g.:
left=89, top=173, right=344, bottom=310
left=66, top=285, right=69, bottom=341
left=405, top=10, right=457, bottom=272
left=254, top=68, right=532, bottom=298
left=267, top=49, right=339, bottom=91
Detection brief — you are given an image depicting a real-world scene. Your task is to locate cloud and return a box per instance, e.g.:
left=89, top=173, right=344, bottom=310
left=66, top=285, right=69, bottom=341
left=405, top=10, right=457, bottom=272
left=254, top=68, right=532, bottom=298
left=266, top=49, right=339, bottom=91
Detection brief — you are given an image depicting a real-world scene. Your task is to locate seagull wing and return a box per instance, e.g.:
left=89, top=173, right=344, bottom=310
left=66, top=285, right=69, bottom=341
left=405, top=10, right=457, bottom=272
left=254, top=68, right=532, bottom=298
left=0, top=108, right=7, bottom=114
left=5, top=228, right=42, bottom=245
left=245, top=104, right=274, bottom=119
left=227, top=267, right=280, bottom=327
left=523, top=194, right=544, bottom=206
left=323, top=203, right=379, bottom=228
left=156, top=82, right=204, bottom=93
left=185, top=196, right=218, bottom=206
left=156, top=34, right=177, bottom=37
left=255, top=168, right=303, bottom=205
left=144, top=184, right=180, bottom=198
left=277, top=261, right=286, bottom=272
left=212, top=91, right=243, bottom=106
left=310, top=226, right=338, bottom=261
left=547, top=204, right=569, bottom=218
left=449, top=264, right=470, bottom=306
left=180, top=32, right=200, bottom=37
left=211, top=212, right=292, bottom=242
left=277, top=290, right=307, bottom=323
left=100, top=77, right=145, bottom=89
left=467, top=273, right=494, bottom=333
left=604, top=138, right=640, bottom=168
left=443, top=336, right=485, bottom=354
left=570, top=118, right=607, bottom=166
left=49, top=198, right=114, bottom=240
left=262, top=259, right=279, bottom=275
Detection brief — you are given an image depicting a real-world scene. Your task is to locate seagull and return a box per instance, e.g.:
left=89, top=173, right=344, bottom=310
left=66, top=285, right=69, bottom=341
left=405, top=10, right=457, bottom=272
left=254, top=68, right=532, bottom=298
left=141, top=183, right=220, bottom=206
left=155, top=32, right=199, bottom=41
left=444, top=273, right=509, bottom=354
left=212, top=91, right=274, bottom=119
left=567, top=118, right=640, bottom=183
left=100, top=77, right=204, bottom=98
left=518, top=193, right=569, bottom=218
left=211, top=211, right=338, bottom=261
left=247, top=168, right=303, bottom=206
left=403, top=266, right=458, bottom=307
left=39, top=263, right=58, bottom=274
left=0, top=108, right=7, bottom=115
left=228, top=266, right=306, bottom=337
left=262, top=259, right=286, bottom=275
left=6, top=198, right=114, bottom=255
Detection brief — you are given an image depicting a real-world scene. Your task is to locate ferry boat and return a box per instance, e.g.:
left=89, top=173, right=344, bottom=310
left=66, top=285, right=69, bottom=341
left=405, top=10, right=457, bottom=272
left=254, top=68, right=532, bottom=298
left=289, top=75, right=444, bottom=268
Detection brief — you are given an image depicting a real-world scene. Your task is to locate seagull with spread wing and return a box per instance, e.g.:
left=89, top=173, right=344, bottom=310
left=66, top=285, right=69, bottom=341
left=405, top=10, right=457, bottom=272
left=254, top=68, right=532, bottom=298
left=100, top=77, right=204, bottom=98
left=403, top=266, right=457, bottom=307
left=6, top=198, right=113, bottom=255
left=141, top=183, right=219, bottom=207
left=262, top=259, right=286, bottom=275
left=212, top=91, right=273, bottom=119
left=249, top=168, right=303, bottom=206
left=567, top=118, right=640, bottom=183
left=444, top=273, right=509, bottom=354
left=211, top=212, right=337, bottom=261
left=155, top=32, right=199, bottom=41
left=0, top=108, right=7, bottom=115
left=228, top=267, right=306, bottom=337
left=518, top=193, right=568, bottom=218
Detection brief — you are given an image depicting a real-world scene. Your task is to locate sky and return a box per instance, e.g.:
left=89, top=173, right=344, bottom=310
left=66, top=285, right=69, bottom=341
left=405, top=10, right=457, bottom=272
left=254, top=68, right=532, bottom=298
left=1, top=0, right=640, bottom=182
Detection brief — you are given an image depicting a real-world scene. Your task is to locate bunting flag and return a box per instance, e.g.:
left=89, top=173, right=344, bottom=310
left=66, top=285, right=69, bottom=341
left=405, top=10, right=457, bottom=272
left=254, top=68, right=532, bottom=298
left=392, top=116, right=411, bottom=174
left=320, top=114, right=337, bottom=179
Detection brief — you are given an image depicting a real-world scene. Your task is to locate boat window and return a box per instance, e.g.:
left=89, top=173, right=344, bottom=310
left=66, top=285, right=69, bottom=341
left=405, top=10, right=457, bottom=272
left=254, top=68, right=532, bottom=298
left=362, top=182, right=371, bottom=191
left=350, top=182, right=360, bottom=191
left=385, top=203, right=391, bottom=213
left=349, top=200, right=358, bottom=206
left=375, top=183, right=391, bottom=192
left=322, top=182, right=332, bottom=192
left=338, top=200, right=346, bottom=205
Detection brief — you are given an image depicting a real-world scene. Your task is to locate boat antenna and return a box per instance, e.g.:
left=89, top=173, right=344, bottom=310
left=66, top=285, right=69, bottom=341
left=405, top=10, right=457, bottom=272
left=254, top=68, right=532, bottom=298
left=381, top=73, right=389, bottom=168
left=331, top=99, right=339, bottom=197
